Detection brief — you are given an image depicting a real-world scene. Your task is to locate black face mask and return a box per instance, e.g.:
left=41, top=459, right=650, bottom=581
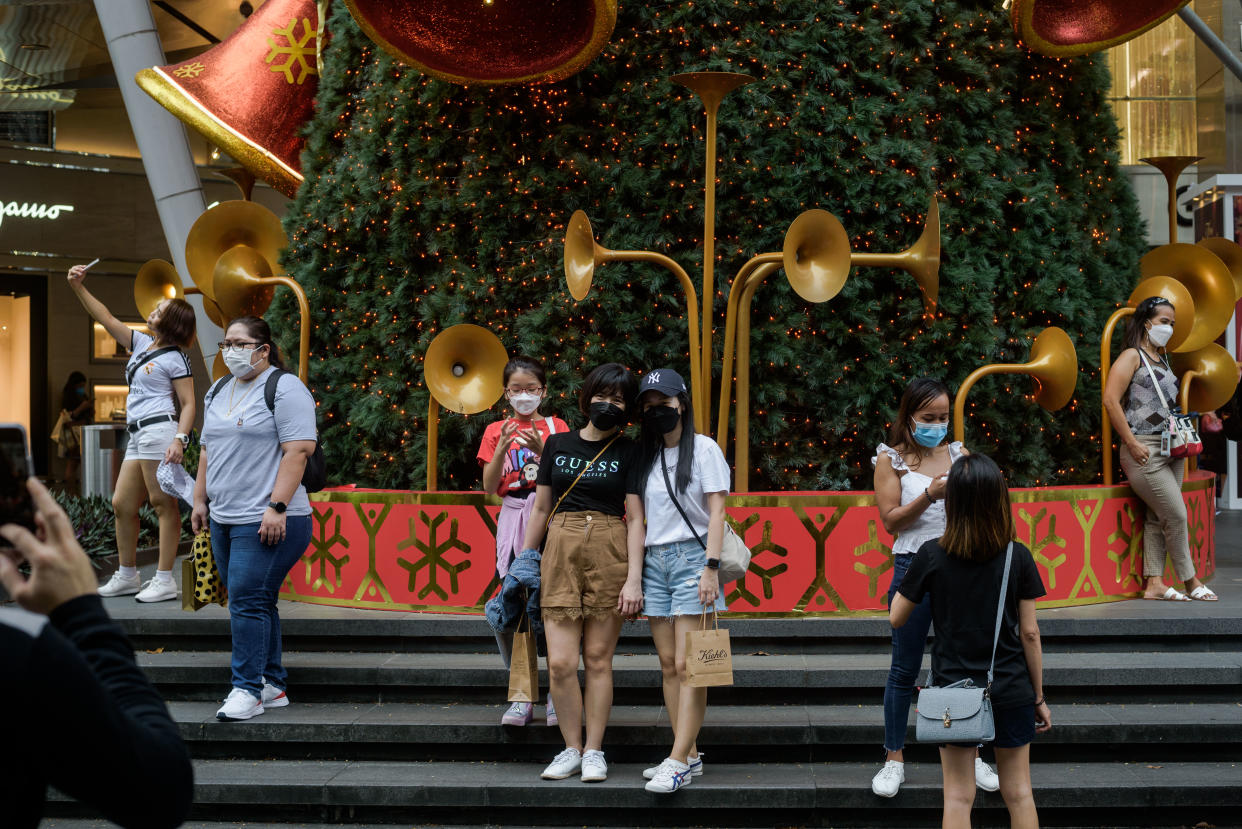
left=588, top=401, right=624, bottom=431
left=643, top=404, right=681, bottom=435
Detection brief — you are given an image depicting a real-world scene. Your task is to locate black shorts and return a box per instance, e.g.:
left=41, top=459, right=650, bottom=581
left=948, top=703, right=1036, bottom=749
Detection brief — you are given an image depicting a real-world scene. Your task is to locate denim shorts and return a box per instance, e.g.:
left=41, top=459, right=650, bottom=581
left=642, top=538, right=728, bottom=618
left=948, top=703, right=1036, bottom=749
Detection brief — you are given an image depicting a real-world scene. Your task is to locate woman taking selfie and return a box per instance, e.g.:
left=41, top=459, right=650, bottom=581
left=69, top=263, right=196, bottom=604
left=890, top=454, right=1050, bottom=829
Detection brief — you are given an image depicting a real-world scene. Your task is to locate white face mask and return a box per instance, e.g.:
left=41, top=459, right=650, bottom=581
left=223, top=346, right=260, bottom=378
left=508, top=391, right=541, bottom=416
left=1147, top=323, right=1174, bottom=348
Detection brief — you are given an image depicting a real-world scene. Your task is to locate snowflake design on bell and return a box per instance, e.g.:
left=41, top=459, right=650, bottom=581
left=173, top=62, right=207, bottom=79
left=265, top=17, right=318, bottom=85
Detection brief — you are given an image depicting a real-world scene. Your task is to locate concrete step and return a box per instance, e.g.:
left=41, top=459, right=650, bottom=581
left=139, top=649, right=1242, bottom=704
left=49, top=759, right=1240, bottom=827
left=171, top=700, right=1242, bottom=763
left=110, top=600, right=1242, bottom=654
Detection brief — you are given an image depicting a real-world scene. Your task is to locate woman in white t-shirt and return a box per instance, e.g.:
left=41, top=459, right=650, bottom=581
left=68, top=263, right=197, bottom=604
left=634, top=368, right=731, bottom=794
left=192, top=316, right=318, bottom=722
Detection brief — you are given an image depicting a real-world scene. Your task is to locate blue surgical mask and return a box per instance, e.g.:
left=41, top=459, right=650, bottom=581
left=911, top=419, right=948, bottom=448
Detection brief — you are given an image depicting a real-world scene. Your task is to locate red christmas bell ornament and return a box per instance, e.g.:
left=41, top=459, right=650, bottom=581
left=1011, top=0, right=1190, bottom=57
left=136, top=0, right=321, bottom=197
left=342, top=0, right=618, bottom=85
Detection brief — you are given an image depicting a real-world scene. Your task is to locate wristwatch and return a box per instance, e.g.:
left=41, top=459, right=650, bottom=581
left=268, top=500, right=287, bottom=514
left=175, top=433, right=190, bottom=446
left=705, top=558, right=720, bottom=570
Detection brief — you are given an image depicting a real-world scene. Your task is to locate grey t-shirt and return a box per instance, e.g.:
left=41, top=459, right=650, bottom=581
left=201, top=367, right=317, bottom=525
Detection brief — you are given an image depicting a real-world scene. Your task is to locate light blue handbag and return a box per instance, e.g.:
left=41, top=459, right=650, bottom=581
left=914, top=542, right=1013, bottom=744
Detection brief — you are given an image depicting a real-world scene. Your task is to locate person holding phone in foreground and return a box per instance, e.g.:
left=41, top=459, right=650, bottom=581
left=0, top=477, right=193, bottom=829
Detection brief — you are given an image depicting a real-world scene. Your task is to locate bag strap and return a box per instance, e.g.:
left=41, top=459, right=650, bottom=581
left=264, top=368, right=289, bottom=413
left=126, top=346, right=179, bottom=385
left=662, top=447, right=706, bottom=551
left=544, top=433, right=621, bottom=531
left=985, top=542, right=1015, bottom=692
left=1137, top=349, right=1177, bottom=414
left=204, top=376, right=232, bottom=410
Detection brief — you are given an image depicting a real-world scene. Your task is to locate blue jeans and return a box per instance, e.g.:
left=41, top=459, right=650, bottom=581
left=883, top=553, right=932, bottom=752
left=210, top=516, right=312, bottom=701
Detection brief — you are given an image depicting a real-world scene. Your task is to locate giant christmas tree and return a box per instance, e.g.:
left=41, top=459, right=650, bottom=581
left=275, top=0, right=1145, bottom=491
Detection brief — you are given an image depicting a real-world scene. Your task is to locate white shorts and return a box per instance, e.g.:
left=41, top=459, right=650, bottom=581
left=125, top=418, right=177, bottom=462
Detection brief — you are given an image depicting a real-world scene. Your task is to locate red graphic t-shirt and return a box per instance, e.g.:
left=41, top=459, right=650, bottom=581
left=476, top=415, right=568, bottom=497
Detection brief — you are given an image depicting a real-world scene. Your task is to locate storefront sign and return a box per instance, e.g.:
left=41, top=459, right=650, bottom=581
left=0, top=199, right=75, bottom=230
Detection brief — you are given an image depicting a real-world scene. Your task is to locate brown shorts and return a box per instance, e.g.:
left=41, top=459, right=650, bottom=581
left=541, top=510, right=628, bottom=621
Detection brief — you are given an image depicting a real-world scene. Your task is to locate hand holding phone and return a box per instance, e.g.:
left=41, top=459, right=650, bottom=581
left=0, top=478, right=98, bottom=614
left=0, top=424, right=36, bottom=545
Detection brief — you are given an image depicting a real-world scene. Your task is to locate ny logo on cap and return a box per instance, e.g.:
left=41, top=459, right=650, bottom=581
left=648, top=371, right=662, bottom=384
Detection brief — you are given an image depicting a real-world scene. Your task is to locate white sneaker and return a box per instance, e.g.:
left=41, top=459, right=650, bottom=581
left=644, top=752, right=704, bottom=779
left=581, top=749, right=607, bottom=782
left=541, top=747, right=582, bottom=780
left=134, top=577, right=178, bottom=603
left=216, top=688, right=264, bottom=721
left=644, top=757, right=693, bottom=793
left=261, top=679, right=289, bottom=708
left=975, top=757, right=999, bottom=791
left=98, top=571, right=141, bottom=597
left=871, top=760, right=905, bottom=797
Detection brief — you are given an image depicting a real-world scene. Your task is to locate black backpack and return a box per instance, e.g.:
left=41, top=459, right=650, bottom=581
left=206, top=369, right=327, bottom=492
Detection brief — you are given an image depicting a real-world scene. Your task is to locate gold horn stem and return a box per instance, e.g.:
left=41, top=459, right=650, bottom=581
left=672, top=72, right=754, bottom=436
left=1180, top=371, right=1200, bottom=473
left=954, top=364, right=1024, bottom=445
left=601, top=248, right=706, bottom=433
left=735, top=262, right=782, bottom=492
left=270, top=276, right=312, bottom=383
left=718, top=252, right=781, bottom=449
left=1139, top=156, right=1203, bottom=242
left=1099, top=307, right=1134, bottom=485
left=427, top=396, right=439, bottom=492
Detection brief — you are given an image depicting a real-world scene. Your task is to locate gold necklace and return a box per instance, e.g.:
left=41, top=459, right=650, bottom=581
left=227, top=377, right=260, bottom=427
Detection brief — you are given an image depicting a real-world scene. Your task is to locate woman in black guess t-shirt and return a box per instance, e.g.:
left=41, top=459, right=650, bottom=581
left=890, top=454, right=1051, bottom=829
left=519, top=363, right=645, bottom=784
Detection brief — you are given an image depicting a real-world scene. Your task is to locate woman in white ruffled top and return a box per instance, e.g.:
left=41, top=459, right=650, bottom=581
left=868, top=377, right=996, bottom=798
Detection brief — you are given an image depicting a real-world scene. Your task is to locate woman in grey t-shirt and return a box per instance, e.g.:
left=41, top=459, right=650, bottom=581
left=192, top=316, right=318, bottom=721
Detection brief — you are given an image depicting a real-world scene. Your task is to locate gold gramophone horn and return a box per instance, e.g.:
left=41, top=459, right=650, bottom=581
left=213, top=245, right=312, bottom=383
left=781, top=209, right=852, bottom=303
left=134, top=259, right=183, bottom=319
left=564, top=210, right=597, bottom=302
left=185, top=200, right=287, bottom=299
left=423, top=324, right=508, bottom=491
left=562, top=210, right=706, bottom=432
left=1197, top=237, right=1242, bottom=302
left=1011, top=0, right=1190, bottom=57
left=343, top=0, right=618, bottom=85
left=1171, top=344, right=1241, bottom=414
left=211, top=352, right=228, bottom=383
left=849, top=195, right=941, bottom=312
left=1099, top=276, right=1196, bottom=484
left=954, top=327, right=1078, bottom=444
left=1140, top=243, right=1236, bottom=353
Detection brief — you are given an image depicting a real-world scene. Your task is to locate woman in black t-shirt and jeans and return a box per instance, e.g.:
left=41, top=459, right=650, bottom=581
left=890, top=454, right=1051, bottom=829
left=520, top=363, right=646, bottom=784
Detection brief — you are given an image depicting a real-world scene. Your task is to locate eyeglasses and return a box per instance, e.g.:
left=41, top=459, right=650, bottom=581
left=506, top=386, right=543, bottom=394
left=217, top=341, right=261, bottom=351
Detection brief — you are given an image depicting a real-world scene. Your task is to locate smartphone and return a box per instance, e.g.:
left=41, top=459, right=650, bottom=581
left=0, top=424, right=36, bottom=546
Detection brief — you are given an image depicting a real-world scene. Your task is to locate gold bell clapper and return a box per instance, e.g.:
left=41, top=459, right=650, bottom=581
left=137, top=0, right=321, bottom=197
left=423, top=325, right=508, bottom=491
left=342, top=0, right=618, bottom=85
left=954, top=327, right=1078, bottom=445
left=1098, top=277, right=1194, bottom=485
